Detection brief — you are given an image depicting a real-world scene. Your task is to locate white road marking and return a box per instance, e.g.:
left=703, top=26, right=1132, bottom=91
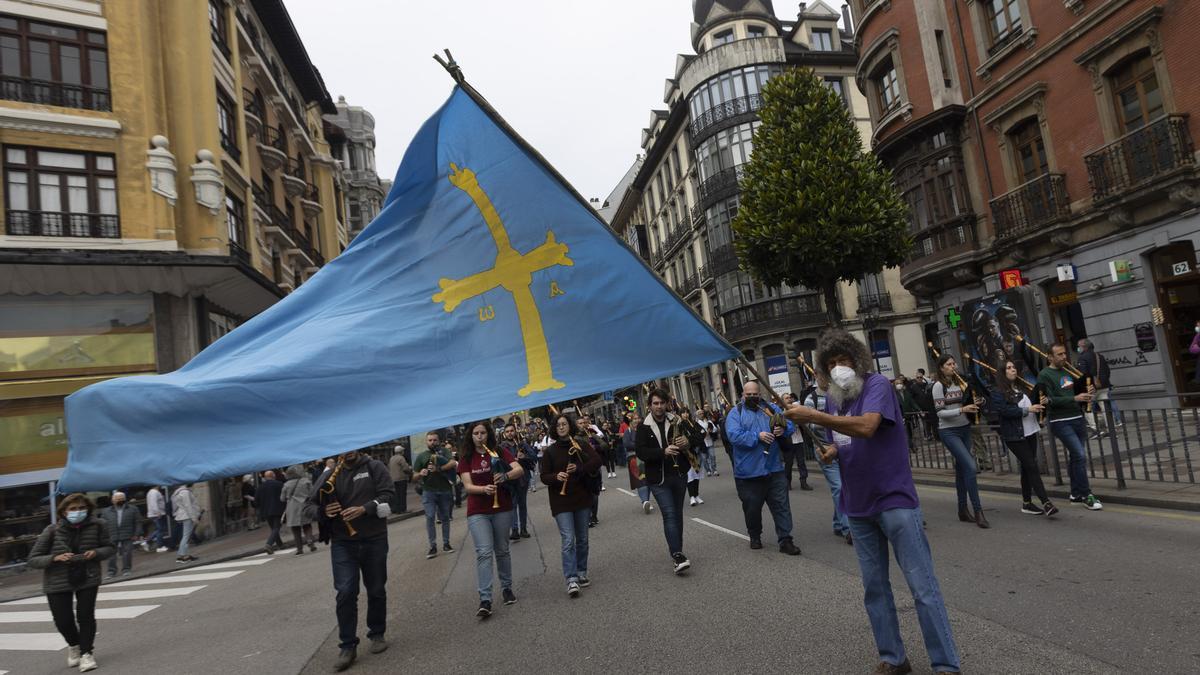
left=108, top=570, right=244, bottom=586
left=691, top=517, right=751, bottom=541
left=170, top=557, right=275, bottom=572
left=616, top=488, right=638, bottom=498
left=0, top=605, right=158, bottom=622
left=0, top=632, right=65, bottom=651
left=4, top=585, right=206, bottom=605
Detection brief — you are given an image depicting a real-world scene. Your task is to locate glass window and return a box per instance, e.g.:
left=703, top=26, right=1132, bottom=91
left=0, top=15, right=110, bottom=111
left=747, top=25, right=767, bottom=38
left=874, top=58, right=900, bottom=113
left=1111, top=53, right=1164, bottom=132
left=225, top=190, right=246, bottom=246
left=985, top=0, right=1023, bottom=50
left=812, top=29, right=834, bottom=51
left=1010, top=118, right=1047, bottom=182
left=3, top=145, right=119, bottom=237
left=712, top=29, right=734, bottom=47
left=824, top=76, right=847, bottom=106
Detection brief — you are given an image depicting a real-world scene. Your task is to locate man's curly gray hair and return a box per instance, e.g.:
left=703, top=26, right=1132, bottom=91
left=814, top=328, right=874, bottom=378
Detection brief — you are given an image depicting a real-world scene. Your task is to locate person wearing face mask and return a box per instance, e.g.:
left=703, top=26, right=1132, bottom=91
left=99, top=491, right=141, bottom=577
left=724, top=381, right=802, bottom=555
left=28, top=493, right=114, bottom=672
left=308, top=448, right=395, bottom=671
left=785, top=329, right=960, bottom=675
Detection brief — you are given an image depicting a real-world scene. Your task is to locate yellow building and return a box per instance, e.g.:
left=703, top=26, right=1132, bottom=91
left=0, top=0, right=351, bottom=565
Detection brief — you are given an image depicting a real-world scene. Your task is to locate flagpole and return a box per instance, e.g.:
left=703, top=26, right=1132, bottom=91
left=430, top=50, right=736, bottom=359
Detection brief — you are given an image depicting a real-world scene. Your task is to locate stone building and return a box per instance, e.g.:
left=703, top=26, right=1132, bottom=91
left=325, top=95, right=387, bottom=239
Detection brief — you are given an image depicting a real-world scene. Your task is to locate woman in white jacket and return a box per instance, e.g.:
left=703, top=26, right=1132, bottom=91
left=171, top=484, right=202, bottom=563
left=281, top=465, right=317, bottom=554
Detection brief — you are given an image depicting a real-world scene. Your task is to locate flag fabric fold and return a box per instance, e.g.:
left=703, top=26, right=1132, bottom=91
left=59, top=85, right=738, bottom=491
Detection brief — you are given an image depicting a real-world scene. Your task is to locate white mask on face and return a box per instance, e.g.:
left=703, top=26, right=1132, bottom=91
left=831, top=365, right=856, bottom=390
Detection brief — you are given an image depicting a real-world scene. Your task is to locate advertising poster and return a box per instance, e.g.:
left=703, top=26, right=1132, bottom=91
left=765, top=355, right=791, bottom=396
left=958, top=289, right=1039, bottom=389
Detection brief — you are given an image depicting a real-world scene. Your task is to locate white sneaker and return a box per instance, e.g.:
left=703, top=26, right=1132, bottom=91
left=567, top=580, right=581, bottom=597
left=642, top=501, right=653, bottom=514
left=155, top=546, right=168, bottom=553
left=1085, top=494, right=1103, bottom=511
left=695, top=496, right=704, bottom=505
left=67, top=645, right=81, bottom=667
left=689, top=496, right=697, bottom=507
left=79, top=652, right=97, bottom=672
left=600, top=485, right=606, bottom=491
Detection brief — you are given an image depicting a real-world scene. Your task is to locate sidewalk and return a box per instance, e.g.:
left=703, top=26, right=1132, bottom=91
left=0, top=509, right=421, bottom=603
left=911, top=466, right=1200, bottom=512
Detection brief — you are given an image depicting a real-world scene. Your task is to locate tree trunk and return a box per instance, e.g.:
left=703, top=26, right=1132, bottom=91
left=822, top=281, right=842, bottom=327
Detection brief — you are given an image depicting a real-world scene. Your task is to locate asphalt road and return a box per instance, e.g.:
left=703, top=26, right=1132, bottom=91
left=3, top=468, right=1198, bottom=674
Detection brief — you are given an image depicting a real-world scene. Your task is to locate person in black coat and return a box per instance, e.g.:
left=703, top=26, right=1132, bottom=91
left=257, top=471, right=286, bottom=553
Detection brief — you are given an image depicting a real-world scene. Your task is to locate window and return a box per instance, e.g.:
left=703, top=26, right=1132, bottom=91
left=688, top=64, right=783, bottom=126
left=747, top=25, right=767, bottom=39
left=3, top=146, right=118, bottom=237
left=823, top=76, right=848, bottom=106
left=894, top=130, right=970, bottom=235
left=712, top=29, right=734, bottom=47
left=217, top=87, right=239, bottom=161
left=695, top=122, right=758, bottom=183
left=672, top=147, right=682, bottom=181
left=225, top=190, right=246, bottom=247
left=1010, top=119, right=1047, bottom=182
left=985, top=0, right=1023, bottom=51
left=1111, top=54, right=1164, bottom=133
left=0, top=15, right=110, bottom=111
left=208, top=0, right=229, bottom=58
left=812, top=29, right=834, bottom=51
left=874, top=58, right=900, bottom=114
left=935, top=30, right=953, bottom=87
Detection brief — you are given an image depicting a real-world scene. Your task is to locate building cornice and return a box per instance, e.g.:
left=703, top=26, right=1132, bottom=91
left=0, top=106, right=121, bottom=138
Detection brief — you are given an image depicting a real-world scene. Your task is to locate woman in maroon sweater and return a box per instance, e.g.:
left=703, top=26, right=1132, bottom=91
left=540, top=414, right=602, bottom=597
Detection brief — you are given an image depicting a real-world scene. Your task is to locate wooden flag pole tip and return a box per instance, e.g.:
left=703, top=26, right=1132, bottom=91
left=433, top=49, right=465, bottom=84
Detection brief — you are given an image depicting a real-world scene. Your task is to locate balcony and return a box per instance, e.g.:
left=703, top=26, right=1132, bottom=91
left=660, top=222, right=693, bottom=259
left=219, top=129, right=241, bottom=163
left=991, top=173, right=1070, bottom=240
left=257, top=126, right=287, bottom=171
left=264, top=203, right=298, bottom=248
left=856, top=292, right=893, bottom=315
left=678, top=272, right=700, bottom=298
left=722, top=295, right=825, bottom=343
left=282, top=158, right=308, bottom=198
left=1084, top=115, right=1195, bottom=203
left=5, top=210, right=119, bottom=238
left=692, top=203, right=706, bottom=229
left=0, top=75, right=111, bottom=112
left=229, top=241, right=250, bottom=266
left=709, top=243, right=739, bottom=277
left=243, top=88, right=263, bottom=138
left=300, top=184, right=323, bottom=218
left=689, top=94, right=764, bottom=143
left=696, top=165, right=746, bottom=210
left=699, top=264, right=713, bottom=286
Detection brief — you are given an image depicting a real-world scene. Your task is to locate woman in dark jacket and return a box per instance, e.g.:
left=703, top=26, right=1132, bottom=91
left=27, top=493, right=114, bottom=672
left=990, top=360, right=1058, bottom=517
left=540, top=414, right=602, bottom=597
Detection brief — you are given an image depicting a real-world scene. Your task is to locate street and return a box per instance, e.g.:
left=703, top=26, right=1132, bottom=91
left=3, top=469, right=1197, bottom=674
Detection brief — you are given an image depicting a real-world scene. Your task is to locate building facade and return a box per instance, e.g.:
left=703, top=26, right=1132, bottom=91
left=0, top=0, right=351, bottom=566
left=609, top=0, right=927, bottom=408
left=325, top=95, right=387, bottom=239
left=853, top=0, right=1200, bottom=406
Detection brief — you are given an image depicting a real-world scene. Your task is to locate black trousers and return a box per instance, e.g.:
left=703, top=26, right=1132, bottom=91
left=47, top=586, right=98, bottom=654
left=1004, top=434, right=1050, bottom=503
left=265, top=514, right=283, bottom=548
left=687, top=478, right=700, bottom=497
left=391, top=481, right=408, bottom=513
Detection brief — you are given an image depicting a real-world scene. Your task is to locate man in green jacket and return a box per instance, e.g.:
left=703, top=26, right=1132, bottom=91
left=415, top=430, right=458, bottom=558
left=1037, top=343, right=1102, bottom=510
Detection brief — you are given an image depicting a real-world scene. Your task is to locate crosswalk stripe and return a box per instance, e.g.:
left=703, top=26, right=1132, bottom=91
left=108, top=570, right=244, bottom=587
left=4, top=585, right=206, bottom=605
left=169, top=558, right=275, bottom=572
left=0, top=632, right=65, bottom=651
left=0, top=605, right=158, bottom=623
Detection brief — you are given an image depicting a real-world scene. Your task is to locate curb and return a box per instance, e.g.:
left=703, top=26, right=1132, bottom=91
left=912, top=476, right=1200, bottom=513
left=0, top=510, right=423, bottom=604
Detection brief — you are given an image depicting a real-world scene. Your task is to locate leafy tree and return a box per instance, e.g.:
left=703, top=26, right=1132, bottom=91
left=732, top=67, right=910, bottom=325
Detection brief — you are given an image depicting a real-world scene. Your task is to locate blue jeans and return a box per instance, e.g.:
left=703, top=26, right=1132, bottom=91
left=149, top=514, right=169, bottom=548
left=330, top=535, right=388, bottom=650
left=511, top=481, right=530, bottom=533
left=937, top=425, right=982, bottom=511
left=176, top=518, right=194, bottom=557
left=1049, top=417, right=1092, bottom=498
left=637, top=485, right=650, bottom=503
left=553, top=508, right=591, bottom=581
left=818, top=459, right=849, bottom=535
left=421, top=491, right=453, bottom=547
left=848, top=507, right=960, bottom=672
left=648, top=475, right=687, bottom=556
left=702, top=446, right=718, bottom=473
left=467, top=510, right=513, bottom=602
left=734, top=471, right=794, bottom=543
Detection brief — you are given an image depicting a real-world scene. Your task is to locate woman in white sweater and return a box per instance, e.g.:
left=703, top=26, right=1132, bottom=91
left=931, top=355, right=988, bottom=528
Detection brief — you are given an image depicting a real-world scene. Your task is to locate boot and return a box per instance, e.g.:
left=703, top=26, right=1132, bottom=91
left=958, top=505, right=973, bottom=523
left=975, top=509, right=990, bottom=529
left=799, top=478, right=813, bottom=491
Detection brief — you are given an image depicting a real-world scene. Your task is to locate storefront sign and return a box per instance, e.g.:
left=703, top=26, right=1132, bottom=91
left=1047, top=279, right=1078, bottom=307
left=765, top=355, right=791, bottom=395
left=1109, top=259, right=1134, bottom=283
left=999, top=269, right=1024, bottom=289
left=0, top=397, right=68, bottom=476
left=1056, top=264, right=1077, bottom=282
left=1134, top=323, right=1157, bottom=352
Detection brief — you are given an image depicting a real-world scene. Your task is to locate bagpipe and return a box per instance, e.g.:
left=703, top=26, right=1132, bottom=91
left=484, top=446, right=515, bottom=509
left=318, top=456, right=356, bottom=537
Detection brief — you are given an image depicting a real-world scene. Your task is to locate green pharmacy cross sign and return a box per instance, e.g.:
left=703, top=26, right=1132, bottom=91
left=946, top=308, right=962, bottom=330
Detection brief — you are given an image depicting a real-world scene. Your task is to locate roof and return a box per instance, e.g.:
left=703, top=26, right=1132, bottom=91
left=598, top=156, right=644, bottom=224
left=251, top=0, right=336, bottom=114
left=693, top=0, right=776, bottom=27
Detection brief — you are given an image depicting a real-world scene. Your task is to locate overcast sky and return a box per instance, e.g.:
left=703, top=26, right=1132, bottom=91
left=286, top=0, right=698, bottom=202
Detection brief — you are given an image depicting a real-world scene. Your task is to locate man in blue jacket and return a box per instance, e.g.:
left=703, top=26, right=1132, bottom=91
left=725, top=380, right=801, bottom=555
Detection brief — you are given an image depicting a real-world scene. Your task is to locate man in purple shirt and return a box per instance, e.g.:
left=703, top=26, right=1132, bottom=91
left=785, top=329, right=960, bottom=675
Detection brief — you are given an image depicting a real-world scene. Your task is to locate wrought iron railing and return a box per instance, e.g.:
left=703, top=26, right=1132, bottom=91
left=689, top=94, right=764, bottom=140
left=722, top=295, right=825, bottom=342
left=243, top=88, right=262, bottom=118
left=286, top=158, right=307, bottom=181
left=261, top=126, right=287, bottom=152
left=678, top=272, right=700, bottom=297
left=229, top=241, right=250, bottom=265
left=252, top=183, right=272, bottom=211
left=991, top=173, right=1070, bottom=240
left=0, top=75, right=111, bottom=112
left=696, top=165, right=746, bottom=205
left=907, top=218, right=977, bottom=262
left=708, top=243, right=739, bottom=277
left=5, top=210, right=119, bottom=238
left=219, top=129, right=240, bottom=162
left=1084, top=114, right=1195, bottom=202
left=857, top=292, right=893, bottom=314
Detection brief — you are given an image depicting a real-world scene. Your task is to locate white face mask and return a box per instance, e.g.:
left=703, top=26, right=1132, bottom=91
left=831, top=365, right=856, bottom=390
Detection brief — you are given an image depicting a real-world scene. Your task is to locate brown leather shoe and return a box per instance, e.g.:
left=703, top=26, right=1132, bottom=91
left=975, top=509, right=990, bottom=529
left=873, top=659, right=912, bottom=674
left=957, top=506, right=973, bottom=523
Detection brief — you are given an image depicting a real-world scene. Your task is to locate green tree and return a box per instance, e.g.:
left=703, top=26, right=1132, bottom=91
left=732, top=67, right=910, bottom=325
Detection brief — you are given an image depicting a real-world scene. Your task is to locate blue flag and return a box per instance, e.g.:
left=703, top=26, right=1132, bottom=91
left=59, top=86, right=738, bottom=491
